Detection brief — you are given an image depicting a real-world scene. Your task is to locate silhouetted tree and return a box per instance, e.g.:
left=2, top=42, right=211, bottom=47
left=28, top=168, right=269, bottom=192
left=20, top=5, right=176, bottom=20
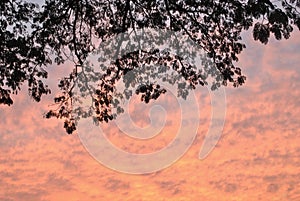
left=1, top=0, right=300, bottom=134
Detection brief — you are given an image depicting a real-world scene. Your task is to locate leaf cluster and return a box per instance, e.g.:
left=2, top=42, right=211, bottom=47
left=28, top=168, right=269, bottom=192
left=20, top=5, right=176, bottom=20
left=1, top=0, right=300, bottom=133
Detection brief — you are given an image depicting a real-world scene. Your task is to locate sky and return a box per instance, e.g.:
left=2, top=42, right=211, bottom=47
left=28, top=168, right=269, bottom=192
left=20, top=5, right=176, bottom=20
left=1, top=29, right=300, bottom=200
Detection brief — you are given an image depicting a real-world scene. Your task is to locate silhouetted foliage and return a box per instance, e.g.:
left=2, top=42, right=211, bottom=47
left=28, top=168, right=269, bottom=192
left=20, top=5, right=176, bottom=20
left=1, top=0, right=300, bottom=134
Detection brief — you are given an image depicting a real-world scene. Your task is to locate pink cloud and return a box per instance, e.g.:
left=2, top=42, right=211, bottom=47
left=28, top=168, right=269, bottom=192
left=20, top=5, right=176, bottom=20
left=1, top=30, right=300, bottom=201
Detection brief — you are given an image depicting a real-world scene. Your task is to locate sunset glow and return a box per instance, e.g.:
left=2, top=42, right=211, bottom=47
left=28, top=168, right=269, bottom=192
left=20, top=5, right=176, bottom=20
left=1, top=31, right=300, bottom=201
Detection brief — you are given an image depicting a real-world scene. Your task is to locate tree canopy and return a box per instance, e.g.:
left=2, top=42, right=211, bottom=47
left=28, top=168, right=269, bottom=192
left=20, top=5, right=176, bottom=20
left=1, top=0, right=300, bottom=134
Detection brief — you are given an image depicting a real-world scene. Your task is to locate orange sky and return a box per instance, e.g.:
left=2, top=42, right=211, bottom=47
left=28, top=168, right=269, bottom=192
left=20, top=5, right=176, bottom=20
left=1, top=31, right=300, bottom=201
